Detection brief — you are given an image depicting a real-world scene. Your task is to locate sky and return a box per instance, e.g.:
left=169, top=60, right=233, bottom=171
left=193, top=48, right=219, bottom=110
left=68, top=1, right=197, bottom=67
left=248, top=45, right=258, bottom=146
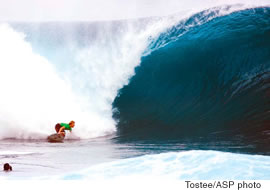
left=0, top=0, right=269, bottom=22
left=0, top=0, right=186, bottom=21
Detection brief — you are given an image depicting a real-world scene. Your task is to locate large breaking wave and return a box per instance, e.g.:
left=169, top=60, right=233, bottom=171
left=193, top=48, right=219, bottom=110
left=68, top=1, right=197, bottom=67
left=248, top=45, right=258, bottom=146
left=113, top=7, right=270, bottom=142
left=0, top=1, right=269, bottom=143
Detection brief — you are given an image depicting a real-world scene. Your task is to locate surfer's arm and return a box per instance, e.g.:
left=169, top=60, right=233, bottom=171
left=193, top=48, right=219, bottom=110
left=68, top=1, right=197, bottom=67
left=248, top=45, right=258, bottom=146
left=58, top=127, right=65, bottom=134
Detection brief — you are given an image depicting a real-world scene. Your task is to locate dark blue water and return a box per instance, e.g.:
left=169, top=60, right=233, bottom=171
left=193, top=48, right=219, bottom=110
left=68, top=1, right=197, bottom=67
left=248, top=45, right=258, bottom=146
left=113, top=8, right=270, bottom=154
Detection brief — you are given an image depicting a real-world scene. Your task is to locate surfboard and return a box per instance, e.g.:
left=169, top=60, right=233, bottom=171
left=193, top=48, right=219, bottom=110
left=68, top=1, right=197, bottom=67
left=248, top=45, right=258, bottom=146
left=47, top=133, right=64, bottom=143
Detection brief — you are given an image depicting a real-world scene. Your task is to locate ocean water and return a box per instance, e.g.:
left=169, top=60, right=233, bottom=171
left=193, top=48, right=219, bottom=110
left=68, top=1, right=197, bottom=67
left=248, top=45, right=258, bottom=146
left=0, top=1, right=270, bottom=180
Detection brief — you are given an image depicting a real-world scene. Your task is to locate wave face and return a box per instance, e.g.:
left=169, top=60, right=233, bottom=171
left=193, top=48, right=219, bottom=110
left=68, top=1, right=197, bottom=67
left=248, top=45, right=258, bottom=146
left=113, top=8, right=270, bottom=142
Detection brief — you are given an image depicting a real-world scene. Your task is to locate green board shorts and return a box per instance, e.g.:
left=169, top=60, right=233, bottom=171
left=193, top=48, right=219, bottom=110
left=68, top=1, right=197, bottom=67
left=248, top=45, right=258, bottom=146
left=55, top=123, right=65, bottom=133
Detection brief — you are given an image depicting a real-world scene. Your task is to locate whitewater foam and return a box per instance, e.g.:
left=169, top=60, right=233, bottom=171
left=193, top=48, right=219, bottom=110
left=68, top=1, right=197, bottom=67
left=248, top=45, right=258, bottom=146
left=0, top=24, right=115, bottom=139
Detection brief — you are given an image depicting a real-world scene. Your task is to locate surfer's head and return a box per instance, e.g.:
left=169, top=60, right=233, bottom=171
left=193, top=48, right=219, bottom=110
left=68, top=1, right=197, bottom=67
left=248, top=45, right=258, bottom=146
left=3, top=163, right=12, bottom=171
left=69, top=121, right=75, bottom=128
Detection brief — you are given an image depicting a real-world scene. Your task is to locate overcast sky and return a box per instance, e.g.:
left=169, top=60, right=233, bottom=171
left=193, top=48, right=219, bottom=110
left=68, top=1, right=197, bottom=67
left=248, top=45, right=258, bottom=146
left=0, top=0, right=268, bottom=22
left=0, top=0, right=186, bottom=21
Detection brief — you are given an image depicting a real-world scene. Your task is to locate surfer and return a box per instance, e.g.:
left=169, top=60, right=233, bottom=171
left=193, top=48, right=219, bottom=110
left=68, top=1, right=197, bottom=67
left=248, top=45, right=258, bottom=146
left=55, top=121, right=75, bottom=137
